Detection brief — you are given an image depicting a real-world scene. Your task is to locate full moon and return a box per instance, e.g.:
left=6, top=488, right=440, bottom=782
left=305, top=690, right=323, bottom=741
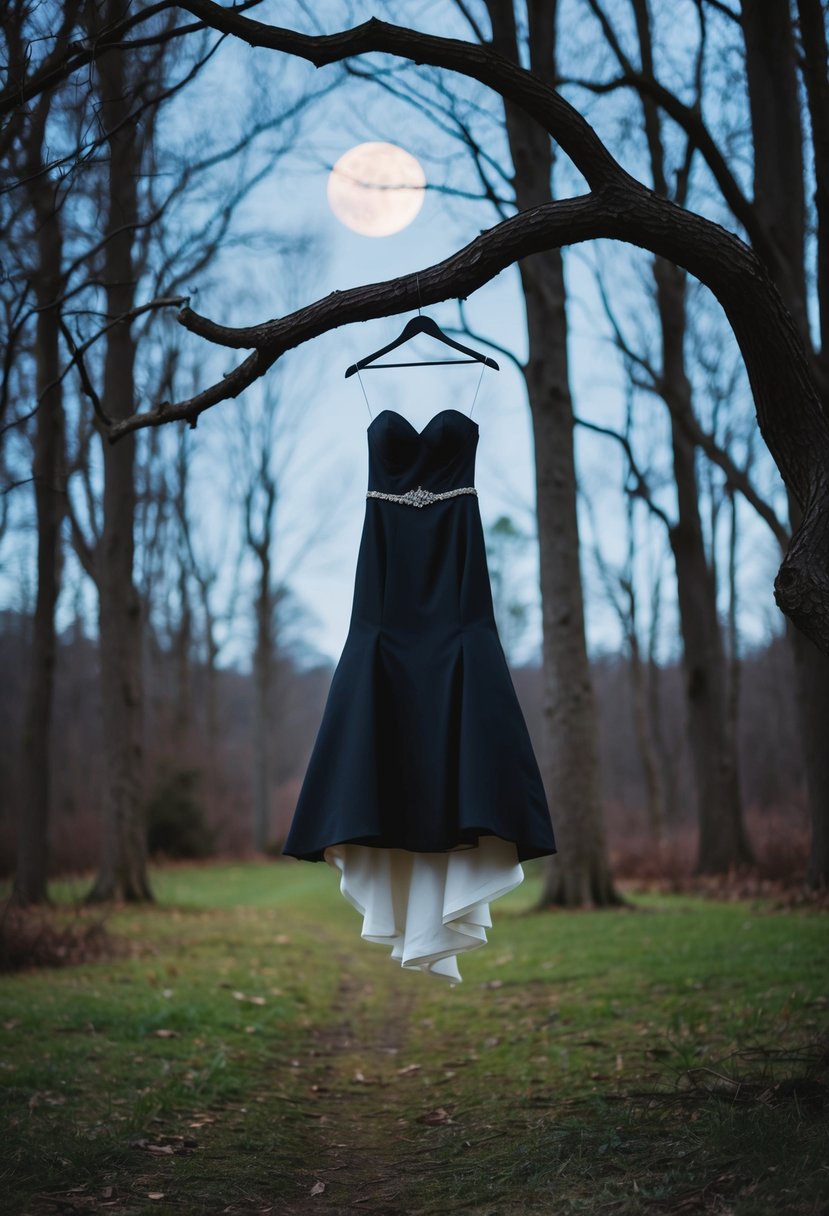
left=327, top=142, right=426, bottom=237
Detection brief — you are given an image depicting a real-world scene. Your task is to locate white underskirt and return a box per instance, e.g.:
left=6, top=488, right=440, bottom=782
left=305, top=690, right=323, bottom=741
left=323, top=836, right=524, bottom=984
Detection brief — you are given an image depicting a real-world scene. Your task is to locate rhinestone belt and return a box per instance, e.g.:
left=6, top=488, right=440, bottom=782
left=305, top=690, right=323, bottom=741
left=367, top=485, right=477, bottom=508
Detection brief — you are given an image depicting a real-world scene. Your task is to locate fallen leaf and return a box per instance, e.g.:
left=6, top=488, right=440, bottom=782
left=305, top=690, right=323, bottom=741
left=147, top=1193, right=165, bottom=1201
left=232, top=991, right=266, bottom=1005
left=310, top=1181, right=325, bottom=1196
left=133, top=1136, right=198, bottom=1156
left=151, top=1028, right=178, bottom=1039
left=416, top=1107, right=453, bottom=1125
left=397, top=1063, right=422, bottom=1076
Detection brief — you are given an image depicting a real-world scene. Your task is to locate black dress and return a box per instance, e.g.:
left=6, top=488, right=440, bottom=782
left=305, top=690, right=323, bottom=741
left=283, top=407, right=557, bottom=981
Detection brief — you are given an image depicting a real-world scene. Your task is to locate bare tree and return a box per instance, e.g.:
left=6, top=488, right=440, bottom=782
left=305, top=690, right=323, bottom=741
left=3, top=0, right=325, bottom=899
left=94, top=11, right=826, bottom=657
left=10, top=6, right=828, bottom=887
left=242, top=394, right=280, bottom=854
left=581, top=0, right=752, bottom=871
left=570, top=0, right=829, bottom=881
left=745, top=0, right=829, bottom=890
left=580, top=390, right=669, bottom=848
left=3, top=3, right=76, bottom=904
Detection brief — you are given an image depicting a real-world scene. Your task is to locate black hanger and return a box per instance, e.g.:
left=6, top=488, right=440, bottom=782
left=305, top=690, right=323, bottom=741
left=344, top=314, right=500, bottom=378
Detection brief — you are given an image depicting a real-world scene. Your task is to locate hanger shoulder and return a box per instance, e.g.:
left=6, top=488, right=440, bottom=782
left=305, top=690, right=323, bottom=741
left=345, top=311, right=500, bottom=377
left=344, top=321, right=419, bottom=377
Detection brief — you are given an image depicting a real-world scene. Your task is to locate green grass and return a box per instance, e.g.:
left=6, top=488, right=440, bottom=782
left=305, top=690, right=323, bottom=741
left=1, top=860, right=827, bottom=1214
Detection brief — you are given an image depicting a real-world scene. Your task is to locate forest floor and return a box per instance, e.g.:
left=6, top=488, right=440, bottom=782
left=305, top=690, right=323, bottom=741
left=1, top=861, right=827, bottom=1216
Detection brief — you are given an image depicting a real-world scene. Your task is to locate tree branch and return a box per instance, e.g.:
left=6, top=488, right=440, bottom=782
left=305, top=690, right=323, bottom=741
left=0, top=0, right=265, bottom=119
left=562, top=24, right=767, bottom=262
left=172, top=4, right=627, bottom=191
left=97, top=4, right=828, bottom=652
left=575, top=414, right=673, bottom=531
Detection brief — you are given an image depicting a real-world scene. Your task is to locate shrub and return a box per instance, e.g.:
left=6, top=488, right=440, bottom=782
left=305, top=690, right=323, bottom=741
left=145, top=768, right=216, bottom=860
left=0, top=904, right=116, bottom=972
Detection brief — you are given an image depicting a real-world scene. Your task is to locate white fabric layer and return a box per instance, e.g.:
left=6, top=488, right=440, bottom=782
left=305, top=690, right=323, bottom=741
left=324, top=836, right=524, bottom=984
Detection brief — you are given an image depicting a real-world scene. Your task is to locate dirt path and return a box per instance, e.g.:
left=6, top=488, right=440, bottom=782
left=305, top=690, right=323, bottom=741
left=257, top=947, right=560, bottom=1216
left=276, top=966, right=445, bottom=1213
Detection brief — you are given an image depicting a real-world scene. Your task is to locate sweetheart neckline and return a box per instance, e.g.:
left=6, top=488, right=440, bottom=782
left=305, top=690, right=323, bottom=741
left=367, top=408, right=479, bottom=437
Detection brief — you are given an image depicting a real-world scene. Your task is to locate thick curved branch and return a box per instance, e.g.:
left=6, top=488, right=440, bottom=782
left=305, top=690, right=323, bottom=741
left=104, top=5, right=828, bottom=652
left=173, top=3, right=627, bottom=192
left=115, top=182, right=821, bottom=519
left=111, top=195, right=607, bottom=435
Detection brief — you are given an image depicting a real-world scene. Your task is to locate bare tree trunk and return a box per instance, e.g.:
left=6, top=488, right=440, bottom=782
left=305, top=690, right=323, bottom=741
left=245, top=448, right=277, bottom=853
left=618, top=493, right=665, bottom=842
left=486, top=0, right=619, bottom=905
left=795, top=0, right=829, bottom=398
left=252, top=554, right=274, bottom=852
left=532, top=382, right=617, bottom=903
left=13, top=168, right=65, bottom=905
left=193, top=569, right=221, bottom=793
left=646, top=572, right=680, bottom=829
left=655, top=259, right=752, bottom=872
left=629, top=627, right=665, bottom=846
left=172, top=560, right=193, bottom=754
left=87, top=1, right=151, bottom=901
left=741, top=0, right=829, bottom=887
left=173, top=430, right=222, bottom=769
left=787, top=492, right=829, bottom=888
left=204, top=608, right=220, bottom=755
left=725, top=485, right=742, bottom=823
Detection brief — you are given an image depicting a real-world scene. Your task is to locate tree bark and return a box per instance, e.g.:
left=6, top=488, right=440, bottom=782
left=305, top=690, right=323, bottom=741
left=246, top=461, right=278, bottom=854
left=795, top=0, right=829, bottom=396
left=612, top=0, right=751, bottom=871
left=13, top=165, right=66, bottom=906
left=173, top=560, right=193, bottom=755
left=483, top=0, right=619, bottom=906
left=787, top=492, right=829, bottom=889
left=741, top=0, right=808, bottom=340
left=656, top=259, right=752, bottom=871
left=741, top=0, right=829, bottom=887
left=628, top=616, right=665, bottom=846
left=252, top=548, right=274, bottom=853
left=86, top=0, right=151, bottom=902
